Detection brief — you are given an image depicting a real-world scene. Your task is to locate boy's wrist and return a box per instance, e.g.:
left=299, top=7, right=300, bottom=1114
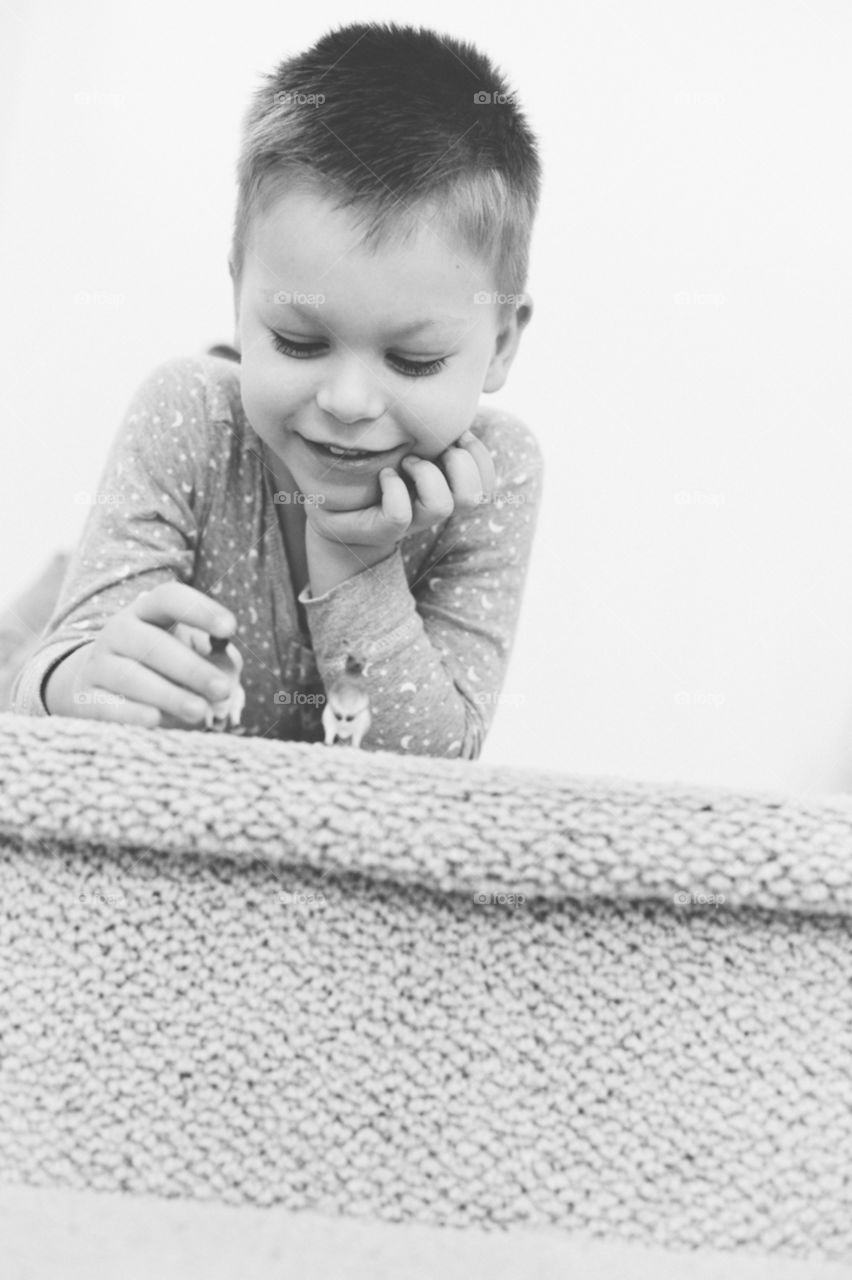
left=304, top=524, right=396, bottom=597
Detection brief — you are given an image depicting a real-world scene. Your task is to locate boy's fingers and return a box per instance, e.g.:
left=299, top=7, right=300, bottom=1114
left=172, top=622, right=215, bottom=656
left=438, top=445, right=486, bottom=510
left=71, top=686, right=161, bottom=729
left=457, top=431, right=497, bottom=498
left=306, top=472, right=412, bottom=546
left=93, top=652, right=213, bottom=725
left=132, top=582, right=236, bottom=638
left=113, top=620, right=235, bottom=705
left=400, top=456, right=454, bottom=521
left=379, top=468, right=413, bottom=524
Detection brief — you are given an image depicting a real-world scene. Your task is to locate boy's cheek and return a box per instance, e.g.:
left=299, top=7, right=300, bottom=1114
left=239, top=376, right=291, bottom=448
left=418, top=379, right=483, bottom=452
left=236, top=378, right=270, bottom=440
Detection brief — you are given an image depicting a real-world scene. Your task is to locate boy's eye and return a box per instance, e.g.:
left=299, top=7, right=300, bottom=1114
left=269, top=331, right=447, bottom=378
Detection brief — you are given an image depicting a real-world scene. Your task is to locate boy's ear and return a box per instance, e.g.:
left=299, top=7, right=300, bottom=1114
left=481, top=293, right=534, bottom=394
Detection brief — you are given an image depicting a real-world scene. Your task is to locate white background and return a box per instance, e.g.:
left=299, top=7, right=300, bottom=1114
left=1, top=1, right=851, bottom=793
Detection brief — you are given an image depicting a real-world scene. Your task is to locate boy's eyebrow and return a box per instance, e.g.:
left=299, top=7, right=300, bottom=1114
left=269, top=296, right=467, bottom=337
left=389, top=316, right=468, bottom=338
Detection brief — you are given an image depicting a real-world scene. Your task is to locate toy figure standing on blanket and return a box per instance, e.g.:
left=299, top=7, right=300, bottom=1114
left=322, top=654, right=372, bottom=748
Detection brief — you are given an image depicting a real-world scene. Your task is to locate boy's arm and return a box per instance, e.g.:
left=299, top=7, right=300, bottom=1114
left=10, top=358, right=213, bottom=717
left=297, top=412, right=543, bottom=759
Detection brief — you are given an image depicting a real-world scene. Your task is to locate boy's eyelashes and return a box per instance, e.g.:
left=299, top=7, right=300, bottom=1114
left=267, top=329, right=448, bottom=378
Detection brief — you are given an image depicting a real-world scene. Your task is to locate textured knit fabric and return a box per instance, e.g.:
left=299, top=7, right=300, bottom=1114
left=9, top=355, right=543, bottom=758
left=2, top=713, right=852, bottom=1264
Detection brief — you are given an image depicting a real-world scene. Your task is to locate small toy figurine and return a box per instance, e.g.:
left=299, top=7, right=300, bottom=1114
left=322, top=654, right=372, bottom=748
left=158, top=623, right=246, bottom=734
left=206, top=634, right=246, bottom=732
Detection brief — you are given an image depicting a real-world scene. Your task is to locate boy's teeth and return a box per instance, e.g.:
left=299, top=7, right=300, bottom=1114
left=326, top=443, right=366, bottom=456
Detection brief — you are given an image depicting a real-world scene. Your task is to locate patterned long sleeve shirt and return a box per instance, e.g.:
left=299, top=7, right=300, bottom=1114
left=11, top=354, right=543, bottom=758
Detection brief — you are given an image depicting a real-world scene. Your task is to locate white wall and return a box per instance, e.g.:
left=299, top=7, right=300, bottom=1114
left=2, top=0, right=850, bottom=794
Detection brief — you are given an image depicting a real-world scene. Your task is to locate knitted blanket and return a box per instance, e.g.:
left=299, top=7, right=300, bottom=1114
left=1, top=712, right=851, bottom=1267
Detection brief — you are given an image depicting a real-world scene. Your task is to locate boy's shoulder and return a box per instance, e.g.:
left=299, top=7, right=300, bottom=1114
left=133, top=352, right=246, bottom=431
left=163, top=351, right=244, bottom=421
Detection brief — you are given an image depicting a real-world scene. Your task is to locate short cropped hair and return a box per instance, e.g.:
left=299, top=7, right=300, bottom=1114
left=231, top=22, right=541, bottom=321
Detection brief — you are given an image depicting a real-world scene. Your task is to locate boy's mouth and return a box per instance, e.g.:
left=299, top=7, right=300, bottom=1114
left=298, top=435, right=403, bottom=469
left=319, top=442, right=376, bottom=458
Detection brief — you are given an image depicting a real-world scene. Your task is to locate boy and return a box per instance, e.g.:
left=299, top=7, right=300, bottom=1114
left=12, top=21, right=543, bottom=759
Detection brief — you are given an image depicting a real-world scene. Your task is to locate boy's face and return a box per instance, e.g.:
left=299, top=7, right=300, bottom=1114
left=230, top=185, right=531, bottom=510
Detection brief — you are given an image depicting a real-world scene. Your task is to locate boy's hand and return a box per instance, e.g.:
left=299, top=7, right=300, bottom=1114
left=44, top=582, right=238, bottom=728
left=304, top=429, right=497, bottom=555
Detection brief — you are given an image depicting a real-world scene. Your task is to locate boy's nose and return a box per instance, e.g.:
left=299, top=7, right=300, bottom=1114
left=315, top=359, right=386, bottom=425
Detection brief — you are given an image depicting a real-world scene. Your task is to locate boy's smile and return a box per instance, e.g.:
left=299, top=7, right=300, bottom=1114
left=230, top=184, right=530, bottom=511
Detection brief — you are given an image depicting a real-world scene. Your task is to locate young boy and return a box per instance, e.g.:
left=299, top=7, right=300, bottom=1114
left=11, top=21, right=543, bottom=760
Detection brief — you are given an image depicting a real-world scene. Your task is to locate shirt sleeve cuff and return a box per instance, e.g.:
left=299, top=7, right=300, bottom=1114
left=296, top=546, right=420, bottom=668
left=10, top=638, right=94, bottom=717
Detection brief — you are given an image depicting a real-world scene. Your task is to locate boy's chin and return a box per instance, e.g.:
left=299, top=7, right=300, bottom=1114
left=293, top=469, right=382, bottom=513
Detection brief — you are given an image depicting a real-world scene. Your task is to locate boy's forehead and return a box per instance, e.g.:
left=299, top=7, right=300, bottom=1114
left=247, top=191, right=493, bottom=297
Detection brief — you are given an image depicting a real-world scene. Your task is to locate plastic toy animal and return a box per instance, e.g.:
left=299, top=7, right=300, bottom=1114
left=205, top=634, right=246, bottom=732
left=322, top=654, right=372, bottom=748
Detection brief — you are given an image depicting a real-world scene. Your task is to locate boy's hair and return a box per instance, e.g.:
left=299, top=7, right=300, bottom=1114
left=231, top=22, right=541, bottom=322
